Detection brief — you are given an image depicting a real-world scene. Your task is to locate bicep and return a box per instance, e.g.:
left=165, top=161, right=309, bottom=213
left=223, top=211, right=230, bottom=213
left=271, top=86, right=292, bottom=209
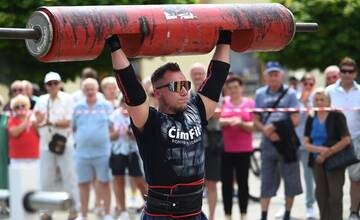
left=127, top=102, right=149, bottom=131
left=198, top=93, right=217, bottom=120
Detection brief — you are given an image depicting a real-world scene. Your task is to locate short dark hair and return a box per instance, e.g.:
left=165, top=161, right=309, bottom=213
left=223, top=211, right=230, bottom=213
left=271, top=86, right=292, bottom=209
left=151, top=62, right=181, bottom=85
left=289, top=76, right=298, bottom=82
left=81, top=67, right=98, bottom=80
left=300, top=73, right=315, bottom=83
left=225, top=75, right=243, bottom=86
left=339, top=57, right=357, bottom=70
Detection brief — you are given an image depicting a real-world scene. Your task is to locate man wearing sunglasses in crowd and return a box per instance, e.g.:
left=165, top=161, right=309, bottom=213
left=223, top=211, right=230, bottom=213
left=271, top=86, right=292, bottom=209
left=34, top=72, right=80, bottom=220
left=105, top=31, right=231, bottom=220
left=326, top=57, right=360, bottom=220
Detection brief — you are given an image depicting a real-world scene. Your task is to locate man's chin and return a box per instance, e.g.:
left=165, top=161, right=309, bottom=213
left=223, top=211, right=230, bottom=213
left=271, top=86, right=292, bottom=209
left=173, top=105, right=187, bottom=114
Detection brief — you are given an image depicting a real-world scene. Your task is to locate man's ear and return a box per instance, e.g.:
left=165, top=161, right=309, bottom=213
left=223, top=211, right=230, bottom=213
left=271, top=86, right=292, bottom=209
left=153, top=89, right=161, bottom=98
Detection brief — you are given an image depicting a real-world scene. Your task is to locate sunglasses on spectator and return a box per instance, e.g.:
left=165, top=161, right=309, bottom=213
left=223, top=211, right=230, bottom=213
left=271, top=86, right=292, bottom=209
left=340, top=69, right=356, bottom=74
left=46, top=81, right=59, bottom=86
left=326, top=75, right=338, bottom=80
left=11, top=88, right=23, bottom=93
left=304, top=81, right=314, bottom=87
left=155, top=81, right=191, bottom=93
left=14, top=104, right=26, bottom=110
left=314, top=98, right=326, bottom=102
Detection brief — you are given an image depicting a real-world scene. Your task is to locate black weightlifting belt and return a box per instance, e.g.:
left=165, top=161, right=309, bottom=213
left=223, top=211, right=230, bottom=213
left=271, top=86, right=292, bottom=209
left=144, top=178, right=204, bottom=218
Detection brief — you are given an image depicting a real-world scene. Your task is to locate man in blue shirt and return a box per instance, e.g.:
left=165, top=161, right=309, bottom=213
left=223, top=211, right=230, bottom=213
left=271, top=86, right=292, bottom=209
left=254, top=61, right=302, bottom=220
left=73, top=78, right=114, bottom=220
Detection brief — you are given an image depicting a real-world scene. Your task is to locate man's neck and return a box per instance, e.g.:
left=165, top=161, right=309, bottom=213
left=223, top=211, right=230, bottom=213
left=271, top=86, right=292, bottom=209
left=269, top=84, right=282, bottom=93
left=159, top=105, right=176, bottom=115
left=340, top=80, right=354, bottom=92
left=49, top=92, right=58, bottom=100
left=87, top=98, right=97, bottom=106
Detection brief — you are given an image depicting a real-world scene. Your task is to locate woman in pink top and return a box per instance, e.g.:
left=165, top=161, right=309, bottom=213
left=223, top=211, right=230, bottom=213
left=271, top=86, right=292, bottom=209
left=220, top=76, right=255, bottom=220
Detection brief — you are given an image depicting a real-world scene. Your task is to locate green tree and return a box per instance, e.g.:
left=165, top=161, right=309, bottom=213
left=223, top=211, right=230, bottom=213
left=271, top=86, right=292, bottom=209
left=0, top=0, right=194, bottom=85
left=258, top=0, right=360, bottom=72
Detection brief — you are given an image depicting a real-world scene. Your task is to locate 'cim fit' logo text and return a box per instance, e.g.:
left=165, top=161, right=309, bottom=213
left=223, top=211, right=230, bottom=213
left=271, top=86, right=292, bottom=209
left=168, top=126, right=202, bottom=140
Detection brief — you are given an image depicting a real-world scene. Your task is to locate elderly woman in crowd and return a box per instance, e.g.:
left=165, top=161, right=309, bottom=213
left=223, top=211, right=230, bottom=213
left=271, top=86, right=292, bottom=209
left=304, top=88, right=351, bottom=220
left=7, top=94, right=39, bottom=163
left=3, top=80, right=25, bottom=111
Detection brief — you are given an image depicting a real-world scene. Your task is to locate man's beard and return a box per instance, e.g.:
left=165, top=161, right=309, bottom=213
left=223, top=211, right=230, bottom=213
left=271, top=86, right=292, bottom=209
left=172, top=104, right=187, bottom=114
left=161, top=97, right=187, bottom=114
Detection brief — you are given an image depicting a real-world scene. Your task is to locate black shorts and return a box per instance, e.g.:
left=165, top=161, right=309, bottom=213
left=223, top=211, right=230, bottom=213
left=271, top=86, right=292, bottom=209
left=205, top=148, right=222, bottom=181
left=109, top=152, right=143, bottom=177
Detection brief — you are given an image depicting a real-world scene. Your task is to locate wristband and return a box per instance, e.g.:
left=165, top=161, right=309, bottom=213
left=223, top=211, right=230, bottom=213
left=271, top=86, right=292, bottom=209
left=217, top=30, right=232, bottom=45
left=106, top=35, right=121, bottom=52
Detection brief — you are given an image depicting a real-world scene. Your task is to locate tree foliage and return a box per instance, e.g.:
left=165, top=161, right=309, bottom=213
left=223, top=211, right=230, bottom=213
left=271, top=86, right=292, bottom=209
left=258, top=0, right=360, bottom=72
left=0, top=0, right=195, bottom=85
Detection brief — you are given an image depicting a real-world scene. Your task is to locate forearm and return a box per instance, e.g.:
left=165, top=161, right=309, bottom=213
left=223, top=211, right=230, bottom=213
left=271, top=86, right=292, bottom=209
left=219, top=117, right=230, bottom=127
left=210, top=111, right=221, bottom=120
left=328, top=136, right=351, bottom=156
left=9, top=122, right=27, bottom=137
left=53, top=119, right=70, bottom=128
left=110, top=130, right=120, bottom=141
left=304, top=143, right=323, bottom=153
left=35, top=116, right=45, bottom=126
left=110, top=49, right=130, bottom=70
left=212, top=44, right=230, bottom=64
left=31, top=121, right=40, bottom=129
left=254, top=116, right=265, bottom=133
left=198, top=60, right=230, bottom=104
left=304, top=137, right=324, bottom=153
left=238, top=121, right=254, bottom=132
left=107, top=35, right=148, bottom=129
left=197, top=31, right=231, bottom=119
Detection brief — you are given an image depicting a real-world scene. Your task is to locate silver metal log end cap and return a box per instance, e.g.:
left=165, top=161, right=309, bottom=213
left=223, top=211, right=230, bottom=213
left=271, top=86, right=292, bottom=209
left=25, top=11, right=53, bottom=57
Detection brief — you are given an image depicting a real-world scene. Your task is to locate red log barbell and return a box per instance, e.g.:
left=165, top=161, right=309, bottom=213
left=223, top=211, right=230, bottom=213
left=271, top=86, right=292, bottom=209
left=0, top=4, right=317, bottom=62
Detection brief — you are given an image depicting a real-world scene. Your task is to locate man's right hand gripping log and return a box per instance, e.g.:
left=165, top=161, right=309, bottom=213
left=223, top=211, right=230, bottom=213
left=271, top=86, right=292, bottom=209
left=106, top=31, right=230, bottom=220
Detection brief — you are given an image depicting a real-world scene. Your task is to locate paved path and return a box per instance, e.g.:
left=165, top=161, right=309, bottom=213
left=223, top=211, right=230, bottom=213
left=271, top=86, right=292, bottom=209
left=50, top=172, right=351, bottom=220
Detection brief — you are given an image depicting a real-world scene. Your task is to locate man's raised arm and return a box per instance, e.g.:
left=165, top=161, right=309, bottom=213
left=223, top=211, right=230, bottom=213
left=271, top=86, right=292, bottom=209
left=106, top=35, right=149, bottom=131
left=198, top=31, right=231, bottom=119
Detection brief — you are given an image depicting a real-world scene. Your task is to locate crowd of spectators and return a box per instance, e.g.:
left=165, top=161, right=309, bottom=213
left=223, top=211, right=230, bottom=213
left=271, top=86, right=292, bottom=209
left=0, top=56, right=359, bottom=220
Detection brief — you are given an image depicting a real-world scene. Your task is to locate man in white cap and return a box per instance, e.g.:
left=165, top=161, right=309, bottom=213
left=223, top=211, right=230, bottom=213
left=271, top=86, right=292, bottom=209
left=34, top=72, right=80, bottom=220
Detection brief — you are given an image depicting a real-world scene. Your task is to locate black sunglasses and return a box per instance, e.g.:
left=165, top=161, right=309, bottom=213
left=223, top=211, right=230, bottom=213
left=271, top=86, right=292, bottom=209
left=46, top=81, right=59, bottom=86
left=340, top=69, right=356, bottom=74
left=14, top=104, right=26, bottom=110
left=155, top=81, right=191, bottom=93
left=11, top=88, right=23, bottom=93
